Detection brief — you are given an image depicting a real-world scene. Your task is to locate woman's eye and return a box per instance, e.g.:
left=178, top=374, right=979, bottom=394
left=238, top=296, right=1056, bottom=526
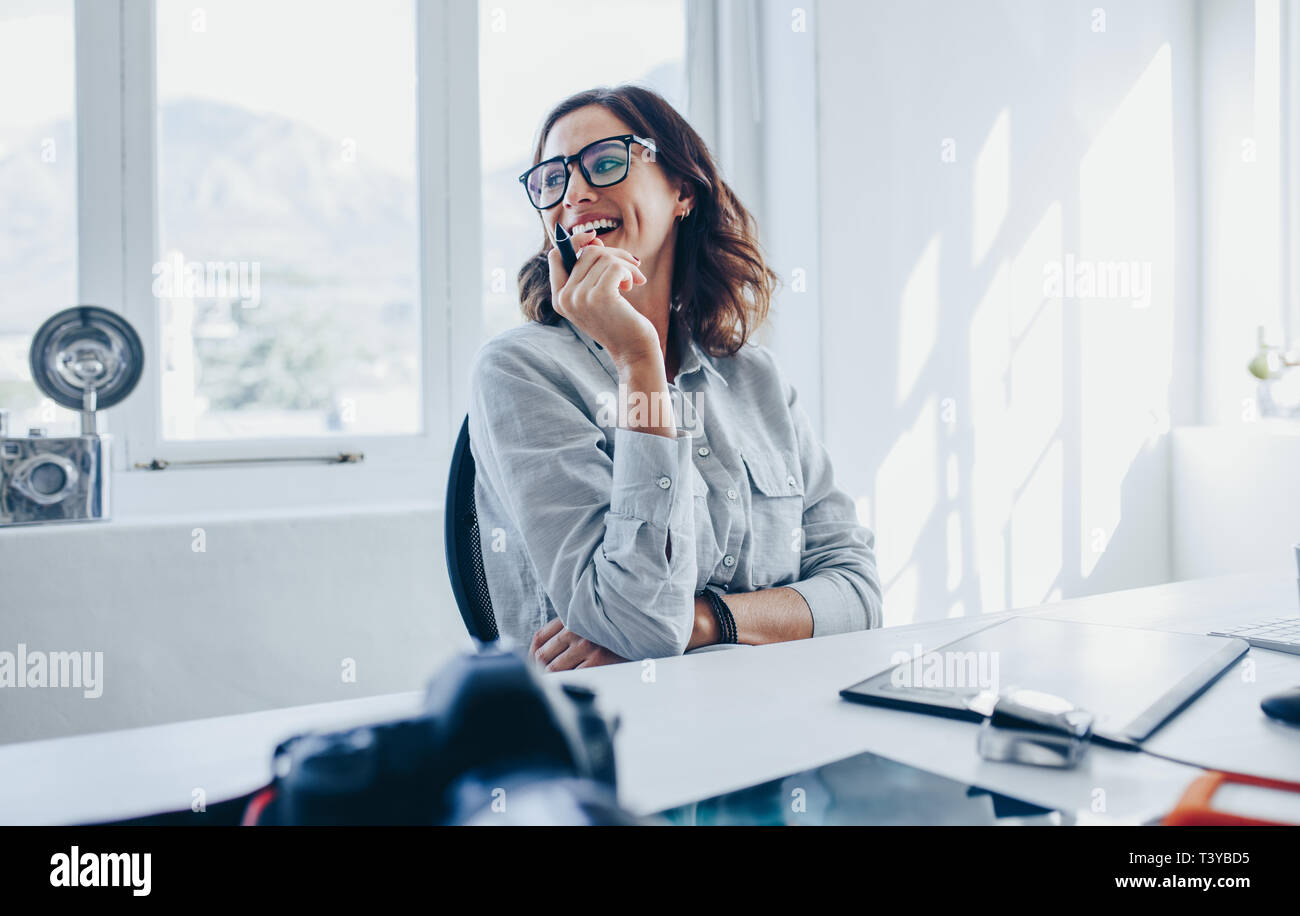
left=593, top=157, right=622, bottom=173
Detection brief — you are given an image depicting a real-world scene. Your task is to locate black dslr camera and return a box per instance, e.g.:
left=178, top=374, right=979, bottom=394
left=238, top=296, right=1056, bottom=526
left=248, top=649, right=634, bottom=826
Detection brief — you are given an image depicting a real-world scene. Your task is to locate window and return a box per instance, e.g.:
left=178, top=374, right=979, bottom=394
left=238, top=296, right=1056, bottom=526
left=1, top=0, right=702, bottom=512
left=154, top=0, right=421, bottom=440
left=0, top=0, right=78, bottom=438
left=477, top=0, right=688, bottom=341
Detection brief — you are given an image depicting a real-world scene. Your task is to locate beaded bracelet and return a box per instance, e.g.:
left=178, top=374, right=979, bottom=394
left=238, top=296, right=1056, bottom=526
left=700, top=587, right=738, bottom=645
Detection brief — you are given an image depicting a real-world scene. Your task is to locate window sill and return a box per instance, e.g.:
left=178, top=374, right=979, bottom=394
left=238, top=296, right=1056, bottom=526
left=109, top=450, right=449, bottom=520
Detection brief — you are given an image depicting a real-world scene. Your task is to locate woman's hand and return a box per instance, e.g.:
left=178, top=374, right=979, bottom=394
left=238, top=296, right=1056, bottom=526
left=530, top=617, right=627, bottom=671
left=548, top=230, right=655, bottom=368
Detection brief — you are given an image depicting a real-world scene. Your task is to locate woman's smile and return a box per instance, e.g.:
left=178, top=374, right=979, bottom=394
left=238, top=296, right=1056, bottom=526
left=565, top=216, right=624, bottom=251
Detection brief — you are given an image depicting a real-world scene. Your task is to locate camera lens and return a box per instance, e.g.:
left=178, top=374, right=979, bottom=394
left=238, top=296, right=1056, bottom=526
left=29, top=461, right=68, bottom=497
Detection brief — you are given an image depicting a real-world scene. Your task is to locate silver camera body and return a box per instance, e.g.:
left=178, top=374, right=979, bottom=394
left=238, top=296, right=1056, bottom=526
left=0, top=306, right=142, bottom=528
left=0, top=422, right=109, bottom=526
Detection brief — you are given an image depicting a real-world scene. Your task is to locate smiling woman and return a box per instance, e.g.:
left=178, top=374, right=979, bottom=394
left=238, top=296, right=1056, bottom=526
left=469, top=85, right=882, bottom=670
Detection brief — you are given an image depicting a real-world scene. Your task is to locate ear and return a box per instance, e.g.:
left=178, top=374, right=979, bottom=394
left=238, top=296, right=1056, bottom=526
left=677, top=183, right=696, bottom=218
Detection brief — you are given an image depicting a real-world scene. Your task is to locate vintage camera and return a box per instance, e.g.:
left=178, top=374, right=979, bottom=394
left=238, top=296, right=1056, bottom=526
left=248, top=649, right=634, bottom=826
left=0, top=306, right=143, bottom=527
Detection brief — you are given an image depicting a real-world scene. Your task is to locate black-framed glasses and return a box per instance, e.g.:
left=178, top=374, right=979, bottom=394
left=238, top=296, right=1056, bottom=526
left=518, top=134, right=658, bottom=210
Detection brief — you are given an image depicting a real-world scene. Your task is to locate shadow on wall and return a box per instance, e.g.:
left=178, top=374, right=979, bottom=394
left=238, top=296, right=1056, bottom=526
left=817, top=0, right=1199, bottom=625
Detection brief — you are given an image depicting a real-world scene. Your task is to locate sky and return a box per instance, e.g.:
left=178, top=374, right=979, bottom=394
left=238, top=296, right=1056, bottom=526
left=0, top=1, right=75, bottom=144
left=0, top=0, right=687, bottom=176
left=478, top=0, right=687, bottom=172
left=155, top=0, right=418, bottom=178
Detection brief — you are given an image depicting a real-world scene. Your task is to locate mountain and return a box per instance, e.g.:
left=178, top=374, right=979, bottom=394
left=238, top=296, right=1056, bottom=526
left=0, top=98, right=419, bottom=338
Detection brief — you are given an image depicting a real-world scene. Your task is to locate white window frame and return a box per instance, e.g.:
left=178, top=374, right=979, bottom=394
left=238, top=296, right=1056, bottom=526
left=59, top=0, right=766, bottom=515
left=71, top=0, right=481, bottom=513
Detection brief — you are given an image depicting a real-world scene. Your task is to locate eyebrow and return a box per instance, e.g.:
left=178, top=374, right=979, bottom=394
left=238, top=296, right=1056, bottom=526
left=544, top=135, right=624, bottom=159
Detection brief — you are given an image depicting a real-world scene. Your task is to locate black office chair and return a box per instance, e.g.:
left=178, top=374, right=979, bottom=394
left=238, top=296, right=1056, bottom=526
left=445, top=415, right=499, bottom=646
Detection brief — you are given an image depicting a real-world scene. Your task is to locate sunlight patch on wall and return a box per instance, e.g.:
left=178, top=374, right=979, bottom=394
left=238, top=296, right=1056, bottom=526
left=972, top=107, right=1010, bottom=266
left=875, top=396, right=938, bottom=588
left=969, top=261, right=1012, bottom=612
left=1006, top=201, right=1064, bottom=494
left=1007, top=295, right=1063, bottom=489
left=946, top=509, right=963, bottom=591
left=1011, top=438, right=1063, bottom=607
left=884, top=562, right=920, bottom=626
left=896, top=234, right=942, bottom=404
left=1078, top=43, right=1175, bottom=579
left=1011, top=201, right=1062, bottom=338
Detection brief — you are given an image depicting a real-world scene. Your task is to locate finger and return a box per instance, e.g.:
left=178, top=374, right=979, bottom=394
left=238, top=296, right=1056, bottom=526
left=577, top=648, right=623, bottom=668
left=548, top=228, right=601, bottom=304
left=530, top=617, right=564, bottom=655
left=535, top=628, right=575, bottom=667
left=590, top=258, right=636, bottom=297
left=579, top=239, right=647, bottom=285
left=572, top=227, right=598, bottom=255
left=547, top=247, right=568, bottom=306
left=547, top=642, right=589, bottom=672
left=571, top=228, right=599, bottom=265
left=559, top=229, right=604, bottom=291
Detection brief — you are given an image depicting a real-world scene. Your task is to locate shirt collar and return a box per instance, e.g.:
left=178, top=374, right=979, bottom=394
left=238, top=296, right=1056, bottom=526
left=674, top=328, right=729, bottom=388
left=562, top=317, right=728, bottom=389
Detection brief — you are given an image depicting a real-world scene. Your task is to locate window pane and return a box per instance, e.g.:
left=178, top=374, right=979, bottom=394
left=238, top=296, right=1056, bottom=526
left=0, top=0, right=78, bottom=438
left=478, top=1, right=688, bottom=342
left=155, top=0, right=420, bottom=440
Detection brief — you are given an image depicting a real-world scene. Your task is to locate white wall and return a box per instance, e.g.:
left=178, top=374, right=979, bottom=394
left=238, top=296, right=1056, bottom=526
left=0, top=507, right=470, bottom=745
left=1171, top=425, right=1300, bottom=579
left=816, top=0, right=1201, bottom=624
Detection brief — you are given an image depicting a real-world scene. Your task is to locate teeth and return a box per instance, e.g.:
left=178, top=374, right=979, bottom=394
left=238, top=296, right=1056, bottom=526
left=572, top=217, right=621, bottom=235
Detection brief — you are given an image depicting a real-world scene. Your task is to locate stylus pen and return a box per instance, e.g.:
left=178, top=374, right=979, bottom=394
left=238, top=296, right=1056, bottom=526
left=554, top=222, right=578, bottom=273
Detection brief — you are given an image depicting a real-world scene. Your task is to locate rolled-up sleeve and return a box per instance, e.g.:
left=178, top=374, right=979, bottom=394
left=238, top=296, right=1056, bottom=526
left=469, top=339, right=698, bottom=660
left=779, top=369, right=884, bottom=635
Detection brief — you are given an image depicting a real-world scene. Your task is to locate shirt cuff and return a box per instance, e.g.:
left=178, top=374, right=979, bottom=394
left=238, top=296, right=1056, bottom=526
left=609, top=427, right=695, bottom=528
left=787, top=574, right=866, bottom=637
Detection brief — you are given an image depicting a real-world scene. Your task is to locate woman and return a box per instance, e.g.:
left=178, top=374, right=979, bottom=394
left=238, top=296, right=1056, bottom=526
left=470, top=85, right=881, bottom=670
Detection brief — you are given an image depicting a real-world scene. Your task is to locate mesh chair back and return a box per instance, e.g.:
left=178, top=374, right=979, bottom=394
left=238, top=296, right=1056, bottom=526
left=445, top=415, right=499, bottom=644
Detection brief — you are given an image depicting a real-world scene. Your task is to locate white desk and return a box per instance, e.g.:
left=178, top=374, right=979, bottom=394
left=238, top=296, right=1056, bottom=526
left=2, top=571, right=1297, bottom=825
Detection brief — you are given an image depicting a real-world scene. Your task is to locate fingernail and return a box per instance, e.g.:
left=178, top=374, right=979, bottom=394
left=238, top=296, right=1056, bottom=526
left=632, top=255, right=640, bottom=262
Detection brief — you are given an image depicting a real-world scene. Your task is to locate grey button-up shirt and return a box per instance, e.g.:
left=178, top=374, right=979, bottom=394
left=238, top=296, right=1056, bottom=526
left=468, top=317, right=882, bottom=659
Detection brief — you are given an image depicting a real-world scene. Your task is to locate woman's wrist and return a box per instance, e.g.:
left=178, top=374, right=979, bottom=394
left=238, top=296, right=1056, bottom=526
left=608, top=332, right=663, bottom=375
left=687, top=594, right=720, bottom=650
left=614, top=353, right=676, bottom=438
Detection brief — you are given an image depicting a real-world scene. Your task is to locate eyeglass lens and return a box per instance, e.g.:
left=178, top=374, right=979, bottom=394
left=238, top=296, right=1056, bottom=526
left=526, top=138, right=632, bottom=208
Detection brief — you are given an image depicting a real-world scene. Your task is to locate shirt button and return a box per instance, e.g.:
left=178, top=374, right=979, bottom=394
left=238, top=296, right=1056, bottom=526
left=786, top=475, right=797, bottom=488
left=697, top=446, right=711, bottom=458
left=726, top=488, right=738, bottom=501
left=722, top=554, right=736, bottom=567
left=657, top=476, right=671, bottom=489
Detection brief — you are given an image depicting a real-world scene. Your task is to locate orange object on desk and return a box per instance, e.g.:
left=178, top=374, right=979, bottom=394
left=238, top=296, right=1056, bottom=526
left=1164, top=770, right=1300, bottom=826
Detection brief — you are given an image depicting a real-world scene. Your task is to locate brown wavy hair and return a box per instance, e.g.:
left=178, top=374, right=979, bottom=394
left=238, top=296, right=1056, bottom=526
left=517, top=85, right=778, bottom=357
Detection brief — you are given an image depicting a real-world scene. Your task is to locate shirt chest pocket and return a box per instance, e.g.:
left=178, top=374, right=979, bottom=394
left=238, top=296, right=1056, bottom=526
left=740, top=449, right=805, bottom=585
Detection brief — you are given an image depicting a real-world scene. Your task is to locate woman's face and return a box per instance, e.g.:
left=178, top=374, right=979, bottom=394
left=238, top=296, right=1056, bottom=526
left=539, top=105, right=689, bottom=268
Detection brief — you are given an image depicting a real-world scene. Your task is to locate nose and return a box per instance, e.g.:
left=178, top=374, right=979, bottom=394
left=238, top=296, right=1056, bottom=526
left=562, top=162, right=597, bottom=210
